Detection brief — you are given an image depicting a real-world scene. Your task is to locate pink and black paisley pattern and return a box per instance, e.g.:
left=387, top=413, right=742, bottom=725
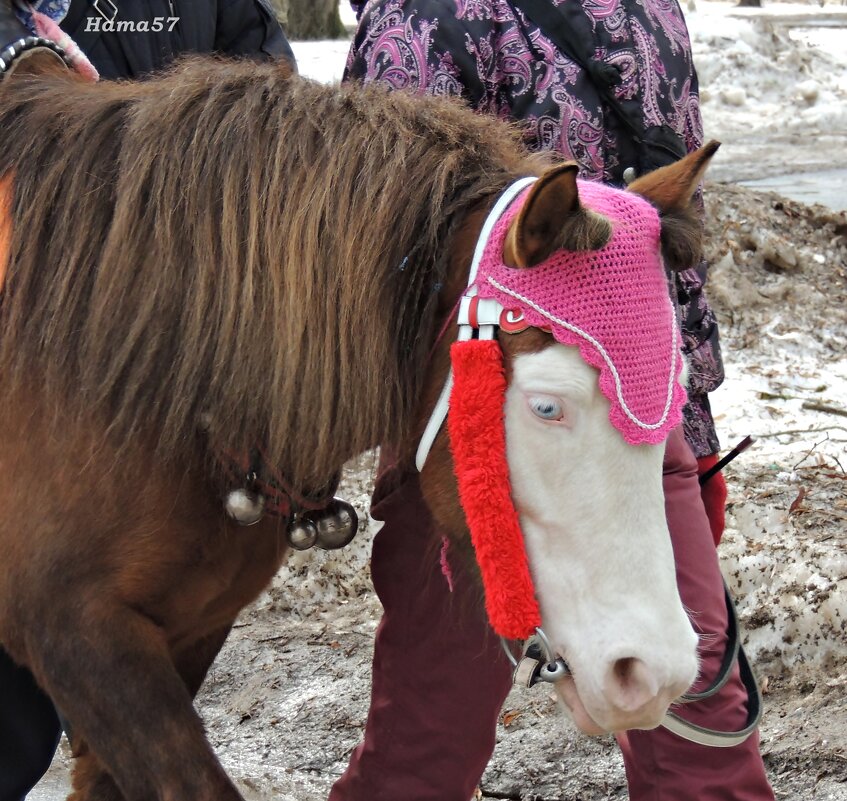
left=346, top=0, right=723, bottom=456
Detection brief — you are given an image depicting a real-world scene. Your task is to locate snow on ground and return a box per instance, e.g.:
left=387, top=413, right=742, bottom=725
left=691, top=2, right=847, bottom=181
left=693, top=3, right=847, bottom=132
left=703, top=184, right=847, bottom=672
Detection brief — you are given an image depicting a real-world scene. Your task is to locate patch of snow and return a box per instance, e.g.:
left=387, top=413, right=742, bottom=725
left=289, top=40, right=350, bottom=84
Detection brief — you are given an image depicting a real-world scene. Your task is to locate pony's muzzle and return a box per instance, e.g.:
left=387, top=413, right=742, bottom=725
left=601, top=655, right=693, bottom=725
left=606, top=657, right=661, bottom=713
left=571, top=647, right=698, bottom=733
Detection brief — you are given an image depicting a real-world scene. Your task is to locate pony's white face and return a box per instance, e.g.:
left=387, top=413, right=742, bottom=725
left=504, top=343, right=698, bottom=733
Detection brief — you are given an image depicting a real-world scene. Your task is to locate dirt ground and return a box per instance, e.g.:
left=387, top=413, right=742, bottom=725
left=32, top=180, right=847, bottom=800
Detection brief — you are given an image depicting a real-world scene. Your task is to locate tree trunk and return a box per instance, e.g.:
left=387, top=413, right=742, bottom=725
left=271, top=0, right=346, bottom=40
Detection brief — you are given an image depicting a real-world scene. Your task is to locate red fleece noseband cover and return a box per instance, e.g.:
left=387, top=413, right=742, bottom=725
left=447, top=338, right=541, bottom=640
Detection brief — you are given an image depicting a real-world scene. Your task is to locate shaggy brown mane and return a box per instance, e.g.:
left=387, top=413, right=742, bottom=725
left=0, top=57, right=543, bottom=489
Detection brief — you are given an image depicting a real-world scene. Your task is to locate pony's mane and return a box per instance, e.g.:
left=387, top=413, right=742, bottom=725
left=0, top=58, right=541, bottom=488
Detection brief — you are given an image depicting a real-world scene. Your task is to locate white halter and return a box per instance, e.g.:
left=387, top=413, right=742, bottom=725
left=415, top=177, right=537, bottom=472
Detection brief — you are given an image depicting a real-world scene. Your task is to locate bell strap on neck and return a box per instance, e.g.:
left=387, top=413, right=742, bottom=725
left=415, top=176, right=536, bottom=472
left=214, top=443, right=338, bottom=518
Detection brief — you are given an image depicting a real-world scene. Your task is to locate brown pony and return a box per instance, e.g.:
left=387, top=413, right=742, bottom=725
left=0, top=57, right=713, bottom=800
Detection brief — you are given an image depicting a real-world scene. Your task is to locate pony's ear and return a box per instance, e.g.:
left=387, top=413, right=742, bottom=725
left=627, top=140, right=720, bottom=212
left=627, top=141, right=720, bottom=271
left=504, top=162, right=612, bottom=268
left=3, top=47, right=69, bottom=78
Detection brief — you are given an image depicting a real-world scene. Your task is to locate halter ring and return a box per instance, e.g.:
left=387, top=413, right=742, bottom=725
left=501, top=627, right=570, bottom=684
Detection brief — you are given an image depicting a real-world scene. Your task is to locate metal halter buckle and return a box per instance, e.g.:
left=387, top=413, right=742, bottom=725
left=501, top=627, right=570, bottom=688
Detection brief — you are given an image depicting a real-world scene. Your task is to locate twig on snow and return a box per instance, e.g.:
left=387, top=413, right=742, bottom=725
left=792, top=436, right=829, bottom=471
left=758, top=426, right=847, bottom=439
left=802, top=401, right=847, bottom=418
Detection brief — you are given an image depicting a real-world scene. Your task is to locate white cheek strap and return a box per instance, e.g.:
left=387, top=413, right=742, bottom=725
left=415, top=176, right=537, bottom=473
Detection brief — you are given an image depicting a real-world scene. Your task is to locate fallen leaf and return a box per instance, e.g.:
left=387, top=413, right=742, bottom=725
left=502, top=709, right=522, bottom=728
left=788, top=487, right=807, bottom=514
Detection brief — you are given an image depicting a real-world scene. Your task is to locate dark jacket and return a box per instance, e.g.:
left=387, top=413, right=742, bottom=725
left=0, top=2, right=24, bottom=50
left=60, top=0, right=294, bottom=79
left=346, top=0, right=723, bottom=456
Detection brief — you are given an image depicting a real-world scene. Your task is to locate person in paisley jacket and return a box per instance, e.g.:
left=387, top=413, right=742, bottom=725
left=331, top=2, right=774, bottom=800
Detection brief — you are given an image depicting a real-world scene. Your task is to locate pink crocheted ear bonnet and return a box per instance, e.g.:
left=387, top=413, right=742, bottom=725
left=419, top=176, right=688, bottom=641
left=475, top=180, right=686, bottom=445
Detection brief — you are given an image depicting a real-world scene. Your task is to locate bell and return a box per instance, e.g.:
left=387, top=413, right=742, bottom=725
left=225, top=489, right=265, bottom=526
left=286, top=516, right=318, bottom=551
left=311, top=498, right=359, bottom=550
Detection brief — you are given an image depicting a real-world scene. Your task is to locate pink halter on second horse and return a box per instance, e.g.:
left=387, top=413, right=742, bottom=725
left=418, top=176, right=687, bottom=644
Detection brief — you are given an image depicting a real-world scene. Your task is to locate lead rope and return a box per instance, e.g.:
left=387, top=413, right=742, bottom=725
left=500, top=581, right=762, bottom=748
left=661, top=582, right=763, bottom=748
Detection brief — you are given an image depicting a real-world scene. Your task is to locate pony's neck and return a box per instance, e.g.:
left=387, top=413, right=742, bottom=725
left=386, top=201, right=493, bottom=474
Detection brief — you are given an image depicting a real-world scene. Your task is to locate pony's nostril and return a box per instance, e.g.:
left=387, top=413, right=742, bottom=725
left=613, top=657, right=631, bottom=681
left=607, top=657, right=659, bottom=713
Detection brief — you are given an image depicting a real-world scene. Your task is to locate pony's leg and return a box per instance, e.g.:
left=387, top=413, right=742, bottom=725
left=70, top=754, right=123, bottom=801
left=29, top=604, right=243, bottom=801
left=174, top=625, right=234, bottom=698
left=68, top=625, right=236, bottom=801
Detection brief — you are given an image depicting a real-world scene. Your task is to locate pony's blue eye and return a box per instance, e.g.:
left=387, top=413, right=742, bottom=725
left=528, top=396, right=564, bottom=422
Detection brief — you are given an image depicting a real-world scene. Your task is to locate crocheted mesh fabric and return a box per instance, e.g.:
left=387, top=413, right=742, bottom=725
left=476, top=180, right=687, bottom=445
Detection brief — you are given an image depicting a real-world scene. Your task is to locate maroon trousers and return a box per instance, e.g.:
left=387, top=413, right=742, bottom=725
left=329, top=428, right=774, bottom=801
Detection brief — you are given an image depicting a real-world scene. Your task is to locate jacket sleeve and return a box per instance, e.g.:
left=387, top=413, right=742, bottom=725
left=344, top=0, right=486, bottom=106
left=672, top=68, right=724, bottom=456
left=676, top=257, right=724, bottom=458
left=215, top=0, right=296, bottom=68
left=1, top=0, right=29, bottom=45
